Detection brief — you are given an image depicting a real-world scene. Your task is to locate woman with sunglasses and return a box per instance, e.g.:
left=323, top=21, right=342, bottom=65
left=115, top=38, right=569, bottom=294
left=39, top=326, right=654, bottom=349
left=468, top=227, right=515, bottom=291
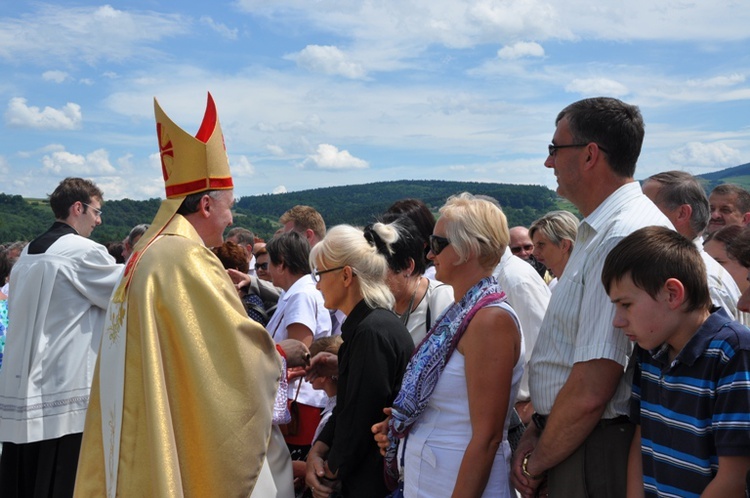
left=305, top=225, right=414, bottom=498
left=254, top=244, right=273, bottom=282
left=375, top=192, right=524, bottom=497
left=365, top=215, right=454, bottom=345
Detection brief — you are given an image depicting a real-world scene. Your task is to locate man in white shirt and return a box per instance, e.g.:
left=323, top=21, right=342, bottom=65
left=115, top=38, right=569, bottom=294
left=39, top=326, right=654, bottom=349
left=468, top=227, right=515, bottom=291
left=511, top=97, right=672, bottom=497
left=642, top=171, right=741, bottom=319
left=0, top=177, right=122, bottom=497
left=493, top=245, right=551, bottom=424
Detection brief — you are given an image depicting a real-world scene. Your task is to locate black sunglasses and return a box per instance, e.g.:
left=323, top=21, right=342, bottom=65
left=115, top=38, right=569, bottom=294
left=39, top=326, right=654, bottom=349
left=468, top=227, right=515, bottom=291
left=429, top=235, right=451, bottom=255
left=254, top=262, right=269, bottom=271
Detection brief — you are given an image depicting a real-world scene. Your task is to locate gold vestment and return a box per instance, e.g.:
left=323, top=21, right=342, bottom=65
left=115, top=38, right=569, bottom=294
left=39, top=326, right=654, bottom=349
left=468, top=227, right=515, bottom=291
left=74, top=213, right=281, bottom=497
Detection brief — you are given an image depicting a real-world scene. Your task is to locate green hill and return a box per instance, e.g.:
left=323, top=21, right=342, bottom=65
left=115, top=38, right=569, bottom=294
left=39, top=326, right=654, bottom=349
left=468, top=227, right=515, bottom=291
left=1, top=180, right=558, bottom=244
left=695, top=162, right=750, bottom=191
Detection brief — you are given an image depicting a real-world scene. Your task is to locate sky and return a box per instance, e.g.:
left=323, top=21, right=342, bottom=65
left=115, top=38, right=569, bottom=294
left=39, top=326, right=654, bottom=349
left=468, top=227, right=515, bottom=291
left=1, top=1, right=749, bottom=201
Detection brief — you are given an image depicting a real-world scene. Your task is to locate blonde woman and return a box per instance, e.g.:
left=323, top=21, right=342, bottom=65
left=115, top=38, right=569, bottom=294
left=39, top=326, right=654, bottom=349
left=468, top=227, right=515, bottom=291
left=305, top=225, right=414, bottom=498
left=375, top=192, right=525, bottom=497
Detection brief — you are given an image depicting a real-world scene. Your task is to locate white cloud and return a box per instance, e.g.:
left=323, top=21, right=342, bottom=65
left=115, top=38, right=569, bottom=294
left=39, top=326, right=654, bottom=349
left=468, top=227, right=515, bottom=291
left=565, top=78, right=630, bottom=97
left=686, top=73, right=746, bottom=88
left=5, top=98, right=82, bottom=130
left=0, top=5, right=189, bottom=65
left=200, top=16, right=238, bottom=40
left=79, top=78, right=94, bottom=86
left=42, top=70, right=70, bottom=83
left=497, top=42, right=545, bottom=60
left=256, top=114, right=322, bottom=134
left=290, top=45, right=367, bottom=79
left=266, top=144, right=285, bottom=156
left=231, top=155, right=256, bottom=176
left=42, top=148, right=116, bottom=174
left=669, top=142, right=743, bottom=168
left=0, top=156, right=9, bottom=175
left=17, top=143, right=66, bottom=158
left=302, top=144, right=369, bottom=170
left=273, top=185, right=288, bottom=194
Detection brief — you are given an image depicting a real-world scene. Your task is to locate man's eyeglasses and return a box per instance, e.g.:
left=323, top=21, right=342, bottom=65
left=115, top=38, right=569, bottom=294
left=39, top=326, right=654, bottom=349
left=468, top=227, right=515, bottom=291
left=429, top=235, right=451, bottom=256
left=312, top=266, right=347, bottom=283
left=254, top=262, right=269, bottom=271
left=548, top=143, right=609, bottom=156
left=510, top=244, right=534, bottom=254
left=83, top=203, right=102, bottom=218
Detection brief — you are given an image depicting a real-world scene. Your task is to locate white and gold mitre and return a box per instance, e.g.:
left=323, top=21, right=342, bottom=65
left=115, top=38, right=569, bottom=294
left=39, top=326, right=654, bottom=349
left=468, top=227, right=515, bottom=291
left=154, top=92, right=233, bottom=198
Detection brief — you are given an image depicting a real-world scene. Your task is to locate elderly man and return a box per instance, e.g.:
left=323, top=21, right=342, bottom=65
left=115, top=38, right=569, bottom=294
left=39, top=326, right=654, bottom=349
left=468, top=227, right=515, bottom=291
left=0, top=177, right=123, bottom=497
left=74, top=94, right=286, bottom=497
left=707, top=183, right=750, bottom=234
left=643, top=171, right=741, bottom=319
left=512, top=97, right=671, bottom=497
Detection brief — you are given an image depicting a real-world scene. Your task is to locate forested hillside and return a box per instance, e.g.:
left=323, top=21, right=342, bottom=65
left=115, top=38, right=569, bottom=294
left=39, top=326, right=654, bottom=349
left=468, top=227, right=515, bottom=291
left=1, top=180, right=559, bottom=244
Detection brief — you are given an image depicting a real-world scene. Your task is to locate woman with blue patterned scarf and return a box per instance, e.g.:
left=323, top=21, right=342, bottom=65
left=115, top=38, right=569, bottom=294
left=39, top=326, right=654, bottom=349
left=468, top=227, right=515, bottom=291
left=374, top=192, right=525, bottom=497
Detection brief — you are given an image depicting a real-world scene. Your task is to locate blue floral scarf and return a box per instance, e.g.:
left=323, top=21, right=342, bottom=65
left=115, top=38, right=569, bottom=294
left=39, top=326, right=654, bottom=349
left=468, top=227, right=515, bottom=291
left=385, top=276, right=505, bottom=484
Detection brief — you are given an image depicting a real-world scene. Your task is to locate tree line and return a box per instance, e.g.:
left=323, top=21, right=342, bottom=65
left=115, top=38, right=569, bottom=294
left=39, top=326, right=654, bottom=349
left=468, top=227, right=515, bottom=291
left=1, top=180, right=561, bottom=244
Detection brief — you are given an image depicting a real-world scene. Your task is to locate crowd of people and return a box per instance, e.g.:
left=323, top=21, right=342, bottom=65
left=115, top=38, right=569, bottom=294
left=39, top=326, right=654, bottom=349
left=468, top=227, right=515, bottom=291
left=0, top=94, right=749, bottom=498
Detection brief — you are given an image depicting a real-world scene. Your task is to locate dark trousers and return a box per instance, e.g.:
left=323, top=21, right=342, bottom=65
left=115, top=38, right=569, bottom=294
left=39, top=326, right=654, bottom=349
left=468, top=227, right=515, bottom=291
left=0, top=432, right=83, bottom=498
left=547, top=420, right=634, bottom=498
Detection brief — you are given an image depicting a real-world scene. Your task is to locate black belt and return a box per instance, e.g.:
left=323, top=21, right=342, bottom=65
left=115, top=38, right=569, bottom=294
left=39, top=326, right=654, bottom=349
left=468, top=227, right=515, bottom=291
left=532, top=413, right=630, bottom=431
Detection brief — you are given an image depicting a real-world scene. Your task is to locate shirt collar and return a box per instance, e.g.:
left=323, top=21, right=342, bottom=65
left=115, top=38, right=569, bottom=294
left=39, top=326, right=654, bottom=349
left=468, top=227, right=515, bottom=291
left=651, top=307, right=734, bottom=368
left=582, top=182, right=642, bottom=233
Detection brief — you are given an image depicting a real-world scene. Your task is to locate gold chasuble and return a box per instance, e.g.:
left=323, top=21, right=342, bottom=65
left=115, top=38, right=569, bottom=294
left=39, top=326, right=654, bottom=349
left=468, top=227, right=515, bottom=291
left=74, top=93, right=281, bottom=497
left=74, top=213, right=281, bottom=497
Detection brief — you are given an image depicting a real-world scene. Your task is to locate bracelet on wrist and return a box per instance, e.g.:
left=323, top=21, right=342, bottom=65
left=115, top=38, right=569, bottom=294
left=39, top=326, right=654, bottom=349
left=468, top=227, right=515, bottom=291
left=521, top=452, right=545, bottom=480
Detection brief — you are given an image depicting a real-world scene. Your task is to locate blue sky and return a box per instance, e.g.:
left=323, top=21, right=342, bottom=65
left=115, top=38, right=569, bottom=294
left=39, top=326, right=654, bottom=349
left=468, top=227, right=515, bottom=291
left=1, top=1, right=749, bottom=200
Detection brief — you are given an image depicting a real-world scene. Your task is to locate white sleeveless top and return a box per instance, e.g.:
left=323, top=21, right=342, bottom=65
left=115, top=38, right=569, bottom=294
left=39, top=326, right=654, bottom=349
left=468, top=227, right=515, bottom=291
left=403, top=301, right=524, bottom=498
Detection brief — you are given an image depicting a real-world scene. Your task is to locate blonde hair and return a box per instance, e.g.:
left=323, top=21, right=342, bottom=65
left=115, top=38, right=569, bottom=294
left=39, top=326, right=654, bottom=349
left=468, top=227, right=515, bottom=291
left=529, top=210, right=579, bottom=249
left=310, top=224, right=394, bottom=310
left=439, top=192, right=508, bottom=270
left=280, top=205, right=326, bottom=240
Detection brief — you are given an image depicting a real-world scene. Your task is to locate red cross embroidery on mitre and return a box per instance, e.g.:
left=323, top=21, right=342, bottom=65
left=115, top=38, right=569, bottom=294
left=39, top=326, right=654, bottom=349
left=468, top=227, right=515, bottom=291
left=157, top=122, right=173, bottom=181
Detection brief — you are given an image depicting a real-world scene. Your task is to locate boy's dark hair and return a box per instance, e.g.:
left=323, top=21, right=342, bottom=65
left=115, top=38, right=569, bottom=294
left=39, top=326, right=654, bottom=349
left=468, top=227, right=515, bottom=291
left=266, top=231, right=311, bottom=275
left=49, top=177, right=103, bottom=219
left=602, top=226, right=711, bottom=312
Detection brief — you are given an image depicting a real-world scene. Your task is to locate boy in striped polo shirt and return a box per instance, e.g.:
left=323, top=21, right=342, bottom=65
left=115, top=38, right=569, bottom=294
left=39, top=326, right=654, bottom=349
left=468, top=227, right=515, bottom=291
left=602, top=225, right=750, bottom=497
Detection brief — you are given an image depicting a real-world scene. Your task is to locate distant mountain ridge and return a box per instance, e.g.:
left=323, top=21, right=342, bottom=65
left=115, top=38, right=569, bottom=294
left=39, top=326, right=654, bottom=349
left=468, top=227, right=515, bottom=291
left=1, top=179, right=559, bottom=244
left=3, top=164, right=749, bottom=245
left=696, top=162, right=750, bottom=180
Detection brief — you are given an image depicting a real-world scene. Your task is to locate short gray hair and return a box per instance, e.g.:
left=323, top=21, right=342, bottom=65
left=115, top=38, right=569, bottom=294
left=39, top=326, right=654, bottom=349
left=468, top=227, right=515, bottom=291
left=529, top=210, right=579, bottom=249
left=646, top=171, right=709, bottom=237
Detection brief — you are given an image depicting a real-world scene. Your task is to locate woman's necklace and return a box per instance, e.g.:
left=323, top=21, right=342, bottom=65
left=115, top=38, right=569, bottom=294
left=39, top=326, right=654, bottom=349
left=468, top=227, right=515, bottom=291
left=399, top=276, right=422, bottom=326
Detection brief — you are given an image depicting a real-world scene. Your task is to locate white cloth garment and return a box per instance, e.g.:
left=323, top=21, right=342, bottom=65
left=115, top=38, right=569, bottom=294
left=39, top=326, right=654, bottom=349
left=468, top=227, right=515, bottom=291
left=493, top=247, right=551, bottom=402
left=266, top=274, right=331, bottom=407
left=0, top=233, right=122, bottom=443
left=529, top=182, right=672, bottom=418
left=404, top=301, right=524, bottom=498
left=403, top=279, right=454, bottom=345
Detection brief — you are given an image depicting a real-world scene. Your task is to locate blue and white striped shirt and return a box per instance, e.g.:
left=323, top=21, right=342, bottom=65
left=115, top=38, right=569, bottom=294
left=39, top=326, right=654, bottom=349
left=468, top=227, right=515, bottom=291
left=632, top=308, right=750, bottom=497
